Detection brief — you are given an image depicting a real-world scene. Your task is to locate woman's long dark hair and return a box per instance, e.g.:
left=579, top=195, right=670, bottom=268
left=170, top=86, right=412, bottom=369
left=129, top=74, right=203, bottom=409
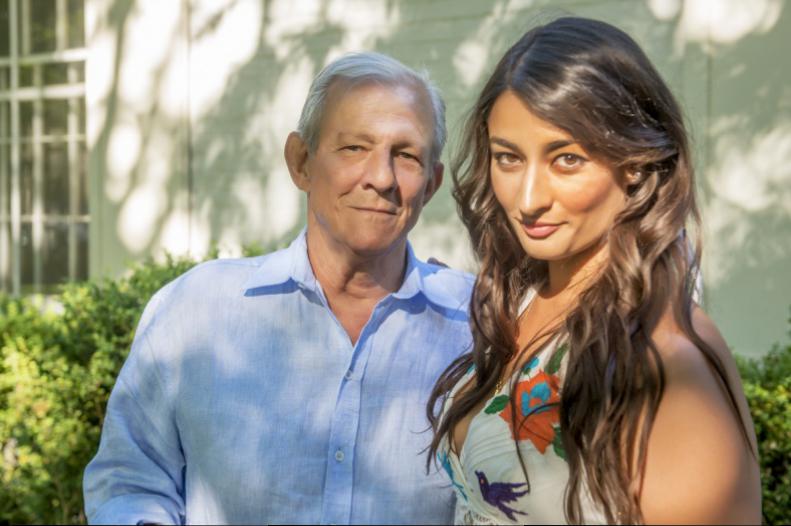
left=427, top=17, right=751, bottom=524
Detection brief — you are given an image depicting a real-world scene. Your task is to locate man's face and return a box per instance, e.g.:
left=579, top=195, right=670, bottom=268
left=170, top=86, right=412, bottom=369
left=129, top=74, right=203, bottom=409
left=288, top=81, right=442, bottom=258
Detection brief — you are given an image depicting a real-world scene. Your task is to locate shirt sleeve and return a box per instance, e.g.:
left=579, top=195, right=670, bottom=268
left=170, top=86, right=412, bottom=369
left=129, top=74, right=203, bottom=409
left=83, top=289, right=186, bottom=525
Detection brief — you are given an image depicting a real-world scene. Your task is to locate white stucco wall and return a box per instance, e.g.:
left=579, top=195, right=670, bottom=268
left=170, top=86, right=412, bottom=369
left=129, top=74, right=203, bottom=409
left=86, top=0, right=791, bottom=357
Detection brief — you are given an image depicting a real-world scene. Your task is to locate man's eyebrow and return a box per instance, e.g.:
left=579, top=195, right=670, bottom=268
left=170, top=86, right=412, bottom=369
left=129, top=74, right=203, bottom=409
left=337, top=132, right=376, bottom=143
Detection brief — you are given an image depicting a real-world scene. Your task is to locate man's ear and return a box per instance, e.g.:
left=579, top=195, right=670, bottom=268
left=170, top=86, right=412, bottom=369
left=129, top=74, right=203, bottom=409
left=284, top=132, right=311, bottom=192
left=422, top=161, right=444, bottom=205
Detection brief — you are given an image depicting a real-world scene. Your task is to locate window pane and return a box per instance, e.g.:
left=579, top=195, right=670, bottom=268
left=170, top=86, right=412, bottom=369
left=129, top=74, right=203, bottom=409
left=20, top=222, right=33, bottom=287
left=68, top=0, right=84, bottom=48
left=42, top=222, right=68, bottom=286
left=71, top=61, right=85, bottom=82
left=0, top=220, right=9, bottom=292
left=75, top=221, right=87, bottom=279
left=30, top=0, right=57, bottom=54
left=0, top=100, right=9, bottom=140
left=44, top=99, right=68, bottom=135
left=43, top=62, right=69, bottom=85
left=0, top=0, right=9, bottom=57
left=20, top=144, right=33, bottom=215
left=0, top=66, right=9, bottom=91
left=77, top=97, right=84, bottom=133
left=1, top=142, right=8, bottom=217
left=20, top=101, right=34, bottom=138
left=19, top=64, right=35, bottom=87
left=43, top=142, right=68, bottom=214
left=77, top=141, right=87, bottom=214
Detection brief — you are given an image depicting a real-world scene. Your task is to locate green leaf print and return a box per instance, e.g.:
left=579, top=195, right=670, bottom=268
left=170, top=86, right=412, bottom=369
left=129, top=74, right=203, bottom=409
left=484, top=394, right=510, bottom=414
left=546, top=344, right=569, bottom=375
left=552, top=428, right=567, bottom=460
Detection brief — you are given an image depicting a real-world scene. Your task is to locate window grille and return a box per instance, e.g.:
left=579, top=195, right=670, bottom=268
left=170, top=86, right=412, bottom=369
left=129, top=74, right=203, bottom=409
left=0, top=0, right=87, bottom=295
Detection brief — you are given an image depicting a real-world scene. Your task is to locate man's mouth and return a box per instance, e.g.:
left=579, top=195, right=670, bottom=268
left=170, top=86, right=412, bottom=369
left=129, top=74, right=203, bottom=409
left=353, top=206, right=398, bottom=215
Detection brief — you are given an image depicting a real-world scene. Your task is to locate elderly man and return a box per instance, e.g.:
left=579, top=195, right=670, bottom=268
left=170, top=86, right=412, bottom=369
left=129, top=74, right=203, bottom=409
left=83, top=52, right=473, bottom=524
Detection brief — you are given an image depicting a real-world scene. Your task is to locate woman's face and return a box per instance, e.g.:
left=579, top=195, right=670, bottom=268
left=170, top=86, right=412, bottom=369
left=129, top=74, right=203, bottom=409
left=487, top=90, right=627, bottom=263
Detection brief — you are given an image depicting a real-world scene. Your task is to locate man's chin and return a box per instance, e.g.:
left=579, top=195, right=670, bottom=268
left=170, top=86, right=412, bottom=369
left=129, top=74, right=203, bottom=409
left=344, top=233, right=407, bottom=259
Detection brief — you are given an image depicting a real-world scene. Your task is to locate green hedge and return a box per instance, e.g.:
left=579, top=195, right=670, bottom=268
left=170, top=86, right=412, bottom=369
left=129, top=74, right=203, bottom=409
left=0, top=256, right=789, bottom=524
left=737, top=334, right=791, bottom=525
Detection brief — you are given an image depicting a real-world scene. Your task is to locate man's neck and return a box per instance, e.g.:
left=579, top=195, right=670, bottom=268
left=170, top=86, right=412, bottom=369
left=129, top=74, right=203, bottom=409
left=305, top=224, right=408, bottom=344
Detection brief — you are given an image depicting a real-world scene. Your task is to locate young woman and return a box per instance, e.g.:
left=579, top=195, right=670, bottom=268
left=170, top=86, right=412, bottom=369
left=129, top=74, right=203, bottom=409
left=428, top=17, right=761, bottom=525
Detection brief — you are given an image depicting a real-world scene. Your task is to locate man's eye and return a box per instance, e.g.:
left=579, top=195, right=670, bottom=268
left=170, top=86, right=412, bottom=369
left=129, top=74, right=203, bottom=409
left=397, top=152, right=421, bottom=164
left=342, top=145, right=364, bottom=152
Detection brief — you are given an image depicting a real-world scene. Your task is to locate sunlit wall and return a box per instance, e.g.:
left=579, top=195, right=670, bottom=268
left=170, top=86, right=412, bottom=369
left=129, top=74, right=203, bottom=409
left=85, top=0, right=791, bottom=357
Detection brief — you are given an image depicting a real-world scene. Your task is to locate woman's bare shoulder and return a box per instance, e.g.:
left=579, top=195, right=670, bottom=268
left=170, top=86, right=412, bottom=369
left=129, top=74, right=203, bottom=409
left=640, top=305, right=761, bottom=524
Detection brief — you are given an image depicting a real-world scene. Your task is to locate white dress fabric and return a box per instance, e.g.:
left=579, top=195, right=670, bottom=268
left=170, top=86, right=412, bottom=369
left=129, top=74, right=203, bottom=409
left=437, top=291, right=606, bottom=525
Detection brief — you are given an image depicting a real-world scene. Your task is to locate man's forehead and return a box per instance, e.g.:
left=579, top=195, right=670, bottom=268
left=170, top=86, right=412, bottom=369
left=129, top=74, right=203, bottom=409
left=325, top=77, right=430, bottom=111
left=320, top=79, right=434, bottom=140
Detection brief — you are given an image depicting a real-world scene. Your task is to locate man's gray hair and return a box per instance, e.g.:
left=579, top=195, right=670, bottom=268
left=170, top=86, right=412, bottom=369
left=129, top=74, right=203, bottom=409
left=296, top=52, right=447, bottom=163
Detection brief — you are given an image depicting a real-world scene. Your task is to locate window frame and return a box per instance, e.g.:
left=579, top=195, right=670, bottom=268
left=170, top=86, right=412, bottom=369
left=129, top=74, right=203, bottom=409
left=0, top=0, right=88, bottom=295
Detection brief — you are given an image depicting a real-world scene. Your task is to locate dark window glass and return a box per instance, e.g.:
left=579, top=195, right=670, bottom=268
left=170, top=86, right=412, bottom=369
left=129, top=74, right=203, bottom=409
left=77, top=141, right=87, bottom=214
left=19, top=64, right=34, bottom=87
left=43, top=62, right=69, bottom=85
left=0, top=0, right=9, bottom=58
left=43, top=142, right=68, bottom=214
left=44, top=98, right=68, bottom=135
left=75, top=221, right=87, bottom=279
left=20, top=221, right=33, bottom=286
left=77, top=97, right=84, bottom=133
left=20, top=143, right=33, bottom=215
left=1, top=142, right=8, bottom=217
left=0, top=66, right=9, bottom=91
left=30, top=0, right=57, bottom=54
left=20, top=100, right=34, bottom=138
left=0, top=100, right=9, bottom=139
left=68, top=0, right=84, bottom=48
left=42, top=222, right=68, bottom=286
left=1, top=221, right=9, bottom=291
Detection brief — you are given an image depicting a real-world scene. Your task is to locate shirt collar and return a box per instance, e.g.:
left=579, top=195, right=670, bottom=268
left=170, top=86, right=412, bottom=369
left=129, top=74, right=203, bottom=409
left=243, top=229, right=468, bottom=312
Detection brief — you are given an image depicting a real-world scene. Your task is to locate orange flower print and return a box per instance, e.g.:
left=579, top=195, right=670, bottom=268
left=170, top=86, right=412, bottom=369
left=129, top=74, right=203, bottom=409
left=499, top=371, right=561, bottom=454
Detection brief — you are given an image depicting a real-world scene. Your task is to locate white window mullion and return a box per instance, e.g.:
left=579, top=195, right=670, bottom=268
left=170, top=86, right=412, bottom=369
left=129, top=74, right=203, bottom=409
left=0, top=103, right=8, bottom=290
left=31, top=65, right=42, bottom=292
left=9, top=0, right=21, bottom=295
left=67, top=64, right=79, bottom=279
left=56, top=0, right=68, bottom=52
left=19, top=0, right=28, bottom=57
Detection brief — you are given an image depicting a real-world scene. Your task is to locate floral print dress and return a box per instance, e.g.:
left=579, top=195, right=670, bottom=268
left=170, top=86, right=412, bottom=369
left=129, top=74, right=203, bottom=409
left=438, top=291, right=605, bottom=525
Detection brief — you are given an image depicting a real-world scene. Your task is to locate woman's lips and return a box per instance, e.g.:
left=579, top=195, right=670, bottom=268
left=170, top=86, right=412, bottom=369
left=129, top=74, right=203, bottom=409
left=521, top=222, right=561, bottom=239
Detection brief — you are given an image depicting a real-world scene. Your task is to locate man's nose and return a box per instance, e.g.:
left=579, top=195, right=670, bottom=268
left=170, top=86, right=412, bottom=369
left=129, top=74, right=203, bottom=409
left=518, top=164, right=552, bottom=218
left=361, top=148, right=398, bottom=193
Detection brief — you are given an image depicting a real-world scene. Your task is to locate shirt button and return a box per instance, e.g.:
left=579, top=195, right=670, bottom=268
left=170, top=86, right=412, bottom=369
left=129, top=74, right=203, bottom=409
left=335, top=449, right=345, bottom=462
left=344, top=369, right=353, bottom=380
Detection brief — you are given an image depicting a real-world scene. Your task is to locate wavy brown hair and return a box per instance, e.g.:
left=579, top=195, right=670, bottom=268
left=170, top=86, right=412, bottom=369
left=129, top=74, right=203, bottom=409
left=427, top=17, right=751, bottom=524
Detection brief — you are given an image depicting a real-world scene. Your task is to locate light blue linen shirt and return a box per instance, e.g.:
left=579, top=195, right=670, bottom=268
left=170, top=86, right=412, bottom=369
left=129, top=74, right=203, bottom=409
left=83, top=231, right=474, bottom=525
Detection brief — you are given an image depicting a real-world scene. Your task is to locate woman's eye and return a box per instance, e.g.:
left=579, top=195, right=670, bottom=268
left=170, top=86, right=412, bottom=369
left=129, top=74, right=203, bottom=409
left=554, top=153, right=585, bottom=171
left=493, top=152, right=520, bottom=167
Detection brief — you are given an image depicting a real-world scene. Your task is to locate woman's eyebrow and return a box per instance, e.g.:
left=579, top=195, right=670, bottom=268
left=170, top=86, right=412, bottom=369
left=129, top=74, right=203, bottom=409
left=544, top=139, right=575, bottom=154
left=489, top=136, right=524, bottom=156
left=490, top=137, right=577, bottom=156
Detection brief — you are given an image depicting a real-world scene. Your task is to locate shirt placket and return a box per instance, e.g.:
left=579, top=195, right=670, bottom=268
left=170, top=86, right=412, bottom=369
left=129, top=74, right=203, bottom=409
left=319, top=300, right=388, bottom=525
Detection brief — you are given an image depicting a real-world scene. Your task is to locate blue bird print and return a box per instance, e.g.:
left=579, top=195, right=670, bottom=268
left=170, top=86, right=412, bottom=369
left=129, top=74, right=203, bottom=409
left=475, top=470, right=528, bottom=521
